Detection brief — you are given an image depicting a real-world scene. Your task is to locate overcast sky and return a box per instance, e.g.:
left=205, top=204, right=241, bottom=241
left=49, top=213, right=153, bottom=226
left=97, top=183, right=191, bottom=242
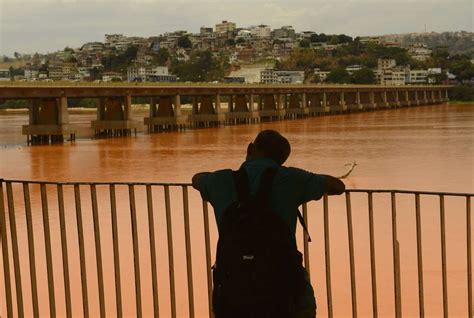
left=0, top=0, right=472, bottom=56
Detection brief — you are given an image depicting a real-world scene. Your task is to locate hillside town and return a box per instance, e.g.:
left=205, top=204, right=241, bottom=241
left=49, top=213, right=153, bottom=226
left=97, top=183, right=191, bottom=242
left=0, top=22, right=473, bottom=86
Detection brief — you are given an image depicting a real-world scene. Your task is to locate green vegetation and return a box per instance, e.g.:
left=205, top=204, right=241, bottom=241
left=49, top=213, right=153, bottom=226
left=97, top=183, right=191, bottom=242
left=170, top=50, right=225, bottom=82
left=177, top=36, right=192, bottom=49
left=0, top=100, right=28, bottom=109
left=450, top=85, right=474, bottom=102
left=101, top=46, right=139, bottom=72
left=351, top=67, right=376, bottom=84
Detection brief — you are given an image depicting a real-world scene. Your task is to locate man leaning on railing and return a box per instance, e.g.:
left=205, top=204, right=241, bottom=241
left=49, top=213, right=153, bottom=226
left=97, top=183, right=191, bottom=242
left=192, top=130, right=345, bottom=318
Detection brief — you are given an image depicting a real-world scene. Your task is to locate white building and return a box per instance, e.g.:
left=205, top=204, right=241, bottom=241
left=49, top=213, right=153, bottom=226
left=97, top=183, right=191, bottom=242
left=215, top=20, right=236, bottom=33
left=102, top=72, right=123, bottom=82
left=127, top=66, right=176, bottom=82
left=314, top=69, right=330, bottom=82
left=260, top=69, right=278, bottom=83
left=24, top=69, right=39, bottom=80
left=260, top=69, right=304, bottom=84
left=105, top=34, right=130, bottom=51
left=408, top=70, right=428, bottom=84
left=346, top=65, right=363, bottom=74
left=409, top=43, right=432, bottom=61
left=378, top=58, right=397, bottom=71
left=250, top=25, right=271, bottom=38
left=376, top=68, right=407, bottom=85
left=127, top=67, right=148, bottom=81
left=0, top=69, right=10, bottom=81
left=359, top=36, right=382, bottom=45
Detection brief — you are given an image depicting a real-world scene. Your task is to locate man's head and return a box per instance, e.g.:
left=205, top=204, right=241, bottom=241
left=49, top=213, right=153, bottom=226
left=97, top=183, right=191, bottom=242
left=246, top=130, right=291, bottom=165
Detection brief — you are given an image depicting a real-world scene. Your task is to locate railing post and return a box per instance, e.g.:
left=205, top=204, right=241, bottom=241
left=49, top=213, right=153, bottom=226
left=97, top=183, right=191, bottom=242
left=0, top=179, right=13, bottom=318
left=415, top=194, right=425, bottom=317
left=323, top=194, right=333, bottom=318
left=345, top=192, right=357, bottom=318
left=202, top=201, right=214, bottom=318
left=368, top=192, right=378, bottom=318
left=467, top=196, right=472, bottom=318
left=391, top=192, right=402, bottom=318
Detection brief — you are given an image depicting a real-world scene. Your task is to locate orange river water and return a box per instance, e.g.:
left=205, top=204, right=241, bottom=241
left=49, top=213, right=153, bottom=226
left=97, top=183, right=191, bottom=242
left=0, top=103, right=473, bottom=317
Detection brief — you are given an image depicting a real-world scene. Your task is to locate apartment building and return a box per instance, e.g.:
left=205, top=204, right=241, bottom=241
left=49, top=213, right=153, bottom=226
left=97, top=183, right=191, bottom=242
left=0, top=69, right=10, bottom=81
left=408, top=70, right=428, bottom=84
left=250, top=25, right=271, bottom=38
left=48, top=64, right=63, bottom=80
left=409, top=43, right=432, bottom=61
left=215, top=20, right=236, bottom=33
left=127, top=66, right=176, bottom=82
left=260, top=69, right=304, bottom=84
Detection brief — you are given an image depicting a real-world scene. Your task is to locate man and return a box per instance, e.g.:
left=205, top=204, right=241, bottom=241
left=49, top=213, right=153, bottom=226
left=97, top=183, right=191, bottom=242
left=192, top=130, right=345, bottom=318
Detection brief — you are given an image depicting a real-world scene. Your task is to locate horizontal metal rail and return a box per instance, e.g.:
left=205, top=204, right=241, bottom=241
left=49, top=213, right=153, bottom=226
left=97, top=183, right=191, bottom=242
left=0, top=179, right=472, bottom=317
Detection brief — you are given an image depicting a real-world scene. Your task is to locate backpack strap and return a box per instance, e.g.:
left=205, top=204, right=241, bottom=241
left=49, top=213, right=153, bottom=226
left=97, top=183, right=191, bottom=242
left=233, top=168, right=251, bottom=202
left=257, top=168, right=312, bottom=243
left=296, top=210, right=312, bottom=243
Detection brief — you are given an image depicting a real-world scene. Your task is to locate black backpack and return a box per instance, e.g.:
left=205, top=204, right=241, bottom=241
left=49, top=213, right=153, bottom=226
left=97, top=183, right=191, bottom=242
left=212, top=167, right=311, bottom=318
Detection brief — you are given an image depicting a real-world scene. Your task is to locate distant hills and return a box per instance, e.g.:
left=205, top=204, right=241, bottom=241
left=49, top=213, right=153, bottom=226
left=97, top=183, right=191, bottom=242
left=380, top=31, right=473, bottom=56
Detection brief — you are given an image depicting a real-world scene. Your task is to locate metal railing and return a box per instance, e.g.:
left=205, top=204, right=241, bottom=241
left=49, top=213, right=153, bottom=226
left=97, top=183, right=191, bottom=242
left=0, top=179, right=472, bottom=317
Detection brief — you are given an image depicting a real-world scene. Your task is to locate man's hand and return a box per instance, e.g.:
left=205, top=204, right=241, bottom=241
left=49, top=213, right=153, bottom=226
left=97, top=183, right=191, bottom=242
left=322, top=175, right=346, bottom=195
left=192, top=172, right=211, bottom=190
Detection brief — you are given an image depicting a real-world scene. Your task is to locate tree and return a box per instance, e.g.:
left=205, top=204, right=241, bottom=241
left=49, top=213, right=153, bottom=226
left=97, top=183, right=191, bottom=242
left=171, top=50, right=224, bottom=82
left=337, top=34, right=353, bottom=44
left=299, top=39, right=310, bottom=48
left=177, top=36, right=192, bottom=49
left=351, top=67, right=375, bottom=84
left=310, top=33, right=329, bottom=43
left=154, top=48, right=170, bottom=65
left=14, top=52, right=21, bottom=59
left=450, top=58, right=474, bottom=81
left=326, top=67, right=351, bottom=83
left=225, top=39, right=236, bottom=47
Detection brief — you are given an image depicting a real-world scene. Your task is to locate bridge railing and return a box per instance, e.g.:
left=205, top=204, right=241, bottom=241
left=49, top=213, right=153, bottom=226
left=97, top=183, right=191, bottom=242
left=0, top=179, right=472, bottom=317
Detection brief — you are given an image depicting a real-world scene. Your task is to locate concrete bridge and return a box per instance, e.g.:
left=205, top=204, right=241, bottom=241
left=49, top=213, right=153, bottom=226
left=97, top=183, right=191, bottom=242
left=0, top=84, right=450, bottom=143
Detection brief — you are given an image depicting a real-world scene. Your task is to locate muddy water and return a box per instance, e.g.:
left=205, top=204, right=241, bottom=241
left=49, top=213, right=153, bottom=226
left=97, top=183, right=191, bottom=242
left=0, top=103, right=473, bottom=317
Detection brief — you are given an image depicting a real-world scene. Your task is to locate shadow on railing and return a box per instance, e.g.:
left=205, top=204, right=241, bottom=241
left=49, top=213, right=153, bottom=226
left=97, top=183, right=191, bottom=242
left=0, top=179, right=472, bottom=317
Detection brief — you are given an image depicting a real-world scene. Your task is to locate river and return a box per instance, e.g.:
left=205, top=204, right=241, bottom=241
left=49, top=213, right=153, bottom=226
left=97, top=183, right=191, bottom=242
left=0, top=103, right=473, bottom=317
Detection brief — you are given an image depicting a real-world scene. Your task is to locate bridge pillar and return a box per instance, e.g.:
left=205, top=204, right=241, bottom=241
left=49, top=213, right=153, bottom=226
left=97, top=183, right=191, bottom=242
left=225, top=94, right=259, bottom=125
left=301, top=93, right=309, bottom=116
left=189, top=94, right=225, bottom=128
left=58, top=96, right=69, bottom=124
left=356, top=91, right=362, bottom=110
left=124, top=94, right=132, bottom=120
left=215, top=94, right=222, bottom=114
left=249, top=94, right=255, bottom=111
left=369, top=91, right=376, bottom=109
left=22, top=97, right=76, bottom=144
left=286, top=93, right=303, bottom=119
left=144, top=95, right=187, bottom=132
left=444, top=89, right=449, bottom=102
left=340, top=92, right=347, bottom=111
left=92, top=96, right=140, bottom=137
left=382, top=91, right=389, bottom=108
left=404, top=91, right=410, bottom=106
left=395, top=91, right=400, bottom=106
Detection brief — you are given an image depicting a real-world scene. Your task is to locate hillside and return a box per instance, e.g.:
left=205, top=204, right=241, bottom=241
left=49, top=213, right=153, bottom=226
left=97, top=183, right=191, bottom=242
left=381, top=31, right=473, bottom=56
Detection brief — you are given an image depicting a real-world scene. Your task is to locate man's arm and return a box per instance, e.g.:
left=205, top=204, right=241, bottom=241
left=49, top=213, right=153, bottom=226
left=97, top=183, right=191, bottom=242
left=321, top=175, right=346, bottom=195
left=192, top=172, right=211, bottom=190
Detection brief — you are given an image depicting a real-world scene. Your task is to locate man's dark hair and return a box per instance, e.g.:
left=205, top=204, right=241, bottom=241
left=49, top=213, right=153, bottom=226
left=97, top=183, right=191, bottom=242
left=253, top=130, right=291, bottom=165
